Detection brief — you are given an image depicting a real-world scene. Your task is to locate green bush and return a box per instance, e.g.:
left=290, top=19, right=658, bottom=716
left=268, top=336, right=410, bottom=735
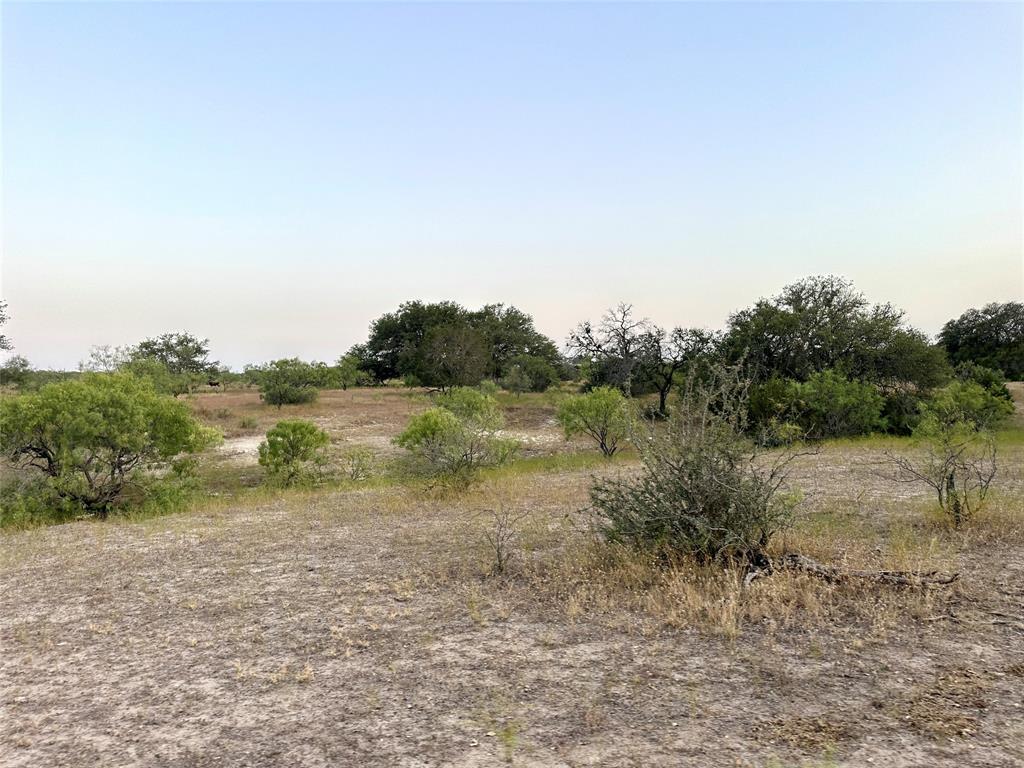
left=0, top=355, right=31, bottom=388
left=253, top=359, right=320, bottom=408
left=395, top=389, right=516, bottom=486
left=1, top=476, right=85, bottom=529
left=789, top=370, right=886, bottom=438
left=499, top=365, right=532, bottom=396
left=476, top=379, right=500, bottom=397
left=556, top=386, right=631, bottom=457
left=257, top=420, right=330, bottom=486
left=341, top=446, right=375, bottom=481
left=922, top=380, right=1013, bottom=431
left=747, top=376, right=794, bottom=428
left=436, top=386, right=502, bottom=427
left=591, top=365, right=800, bottom=562
left=882, top=391, right=926, bottom=436
left=504, top=354, right=559, bottom=393
left=0, top=373, right=216, bottom=518
left=953, top=362, right=1013, bottom=403
left=120, top=356, right=197, bottom=397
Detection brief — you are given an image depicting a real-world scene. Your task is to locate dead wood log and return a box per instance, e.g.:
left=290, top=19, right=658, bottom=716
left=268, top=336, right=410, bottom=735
left=742, top=553, right=959, bottom=588
left=779, top=553, right=959, bottom=587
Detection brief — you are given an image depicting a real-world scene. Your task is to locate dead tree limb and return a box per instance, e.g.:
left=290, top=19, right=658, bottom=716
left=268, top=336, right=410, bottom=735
left=743, top=553, right=959, bottom=588
left=779, top=553, right=959, bottom=587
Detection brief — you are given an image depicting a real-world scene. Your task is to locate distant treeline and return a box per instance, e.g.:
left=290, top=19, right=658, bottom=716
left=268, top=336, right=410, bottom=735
left=1, top=276, right=1021, bottom=436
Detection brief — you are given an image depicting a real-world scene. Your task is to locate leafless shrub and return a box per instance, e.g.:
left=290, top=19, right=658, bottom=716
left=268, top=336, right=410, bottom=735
left=480, top=505, right=529, bottom=576
left=342, top=447, right=375, bottom=481
left=885, top=420, right=997, bottom=528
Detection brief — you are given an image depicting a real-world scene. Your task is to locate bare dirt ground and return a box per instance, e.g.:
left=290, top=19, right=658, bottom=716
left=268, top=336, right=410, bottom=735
left=199, top=389, right=572, bottom=467
left=2, top=394, right=1023, bottom=767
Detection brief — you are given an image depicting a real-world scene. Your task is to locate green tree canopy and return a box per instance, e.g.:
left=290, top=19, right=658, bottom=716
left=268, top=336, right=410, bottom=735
left=358, top=301, right=561, bottom=387
left=939, top=302, right=1024, bottom=380
left=0, top=373, right=216, bottom=516
left=134, top=332, right=218, bottom=375
left=722, top=275, right=949, bottom=391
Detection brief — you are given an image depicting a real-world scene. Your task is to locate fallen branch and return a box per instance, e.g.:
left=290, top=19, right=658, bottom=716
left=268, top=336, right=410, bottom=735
left=780, top=553, right=959, bottom=586
left=743, top=553, right=960, bottom=589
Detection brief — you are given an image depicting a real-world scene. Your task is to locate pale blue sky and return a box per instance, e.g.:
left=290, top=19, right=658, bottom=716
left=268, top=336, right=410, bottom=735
left=2, top=1, right=1022, bottom=369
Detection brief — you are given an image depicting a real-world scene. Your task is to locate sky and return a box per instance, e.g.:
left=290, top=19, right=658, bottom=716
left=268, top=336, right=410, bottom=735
left=2, top=1, right=1022, bottom=370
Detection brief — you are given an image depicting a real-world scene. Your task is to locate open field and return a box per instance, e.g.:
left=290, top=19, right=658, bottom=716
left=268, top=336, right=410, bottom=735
left=2, top=389, right=1023, bottom=767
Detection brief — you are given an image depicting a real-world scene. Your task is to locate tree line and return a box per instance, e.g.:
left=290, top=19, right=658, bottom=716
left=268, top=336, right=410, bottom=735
left=2, top=277, right=1022, bottom=433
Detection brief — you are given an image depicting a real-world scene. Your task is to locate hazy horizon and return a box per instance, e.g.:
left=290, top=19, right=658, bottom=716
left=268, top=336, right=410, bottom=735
left=2, top=1, right=1022, bottom=370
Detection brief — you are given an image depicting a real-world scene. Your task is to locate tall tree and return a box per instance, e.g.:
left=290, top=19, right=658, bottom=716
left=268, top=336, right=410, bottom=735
left=423, top=324, right=489, bottom=391
left=568, top=303, right=650, bottom=394
left=134, top=332, right=217, bottom=375
left=636, top=327, right=723, bottom=415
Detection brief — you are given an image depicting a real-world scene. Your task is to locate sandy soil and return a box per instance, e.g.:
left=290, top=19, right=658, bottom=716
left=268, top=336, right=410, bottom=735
left=197, top=389, right=573, bottom=464
left=2, top=451, right=1023, bottom=767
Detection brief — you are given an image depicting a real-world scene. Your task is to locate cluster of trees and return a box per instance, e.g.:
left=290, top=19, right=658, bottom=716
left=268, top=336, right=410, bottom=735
left=77, top=333, right=221, bottom=396
left=349, top=301, right=564, bottom=392
left=939, top=301, right=1024, bottom=381
left=568, top=278, right=1019, bottom=439
left=0, top=282, right=1019, bottom=530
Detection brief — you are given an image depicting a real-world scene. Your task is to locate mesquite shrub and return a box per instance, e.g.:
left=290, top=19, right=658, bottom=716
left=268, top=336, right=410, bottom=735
left=590, top=365, right=802, bottom=562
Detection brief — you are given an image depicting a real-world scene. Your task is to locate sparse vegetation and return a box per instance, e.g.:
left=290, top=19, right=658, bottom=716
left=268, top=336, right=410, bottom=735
left=886, top=401, right=999, bottom=528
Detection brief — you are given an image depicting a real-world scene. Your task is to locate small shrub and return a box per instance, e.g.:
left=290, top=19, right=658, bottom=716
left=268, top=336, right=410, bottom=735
left=257, top=420, right=330, bottom=486
left=639, top=402, right=669, bottom=421
left=480, top=504, right=529, bottom=576
left=503, top=354, right=558, bottom=394
left=341, top=446, right=375, bottom=481
left=476, top=379, right=500, bottom=397
left=887, top=414, right=997, bottom=529
left=394, top=389, right=516, bottom=486
left=590, top=366, right=802, bottom=562
left=556, top=386, right=631, bottom=457
left=1, top=476, right=85, bottom=528
left=499, top=365, right=532, bottom=397
left=436, top=386, right=502, bottom=427
left=238, top=416, right=259, bottom=430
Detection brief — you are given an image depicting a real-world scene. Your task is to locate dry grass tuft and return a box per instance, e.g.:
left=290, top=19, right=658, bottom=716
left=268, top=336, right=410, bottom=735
left=752, top=714, right=855, bottom=753
left=897, top=668, right=992, bottom=739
